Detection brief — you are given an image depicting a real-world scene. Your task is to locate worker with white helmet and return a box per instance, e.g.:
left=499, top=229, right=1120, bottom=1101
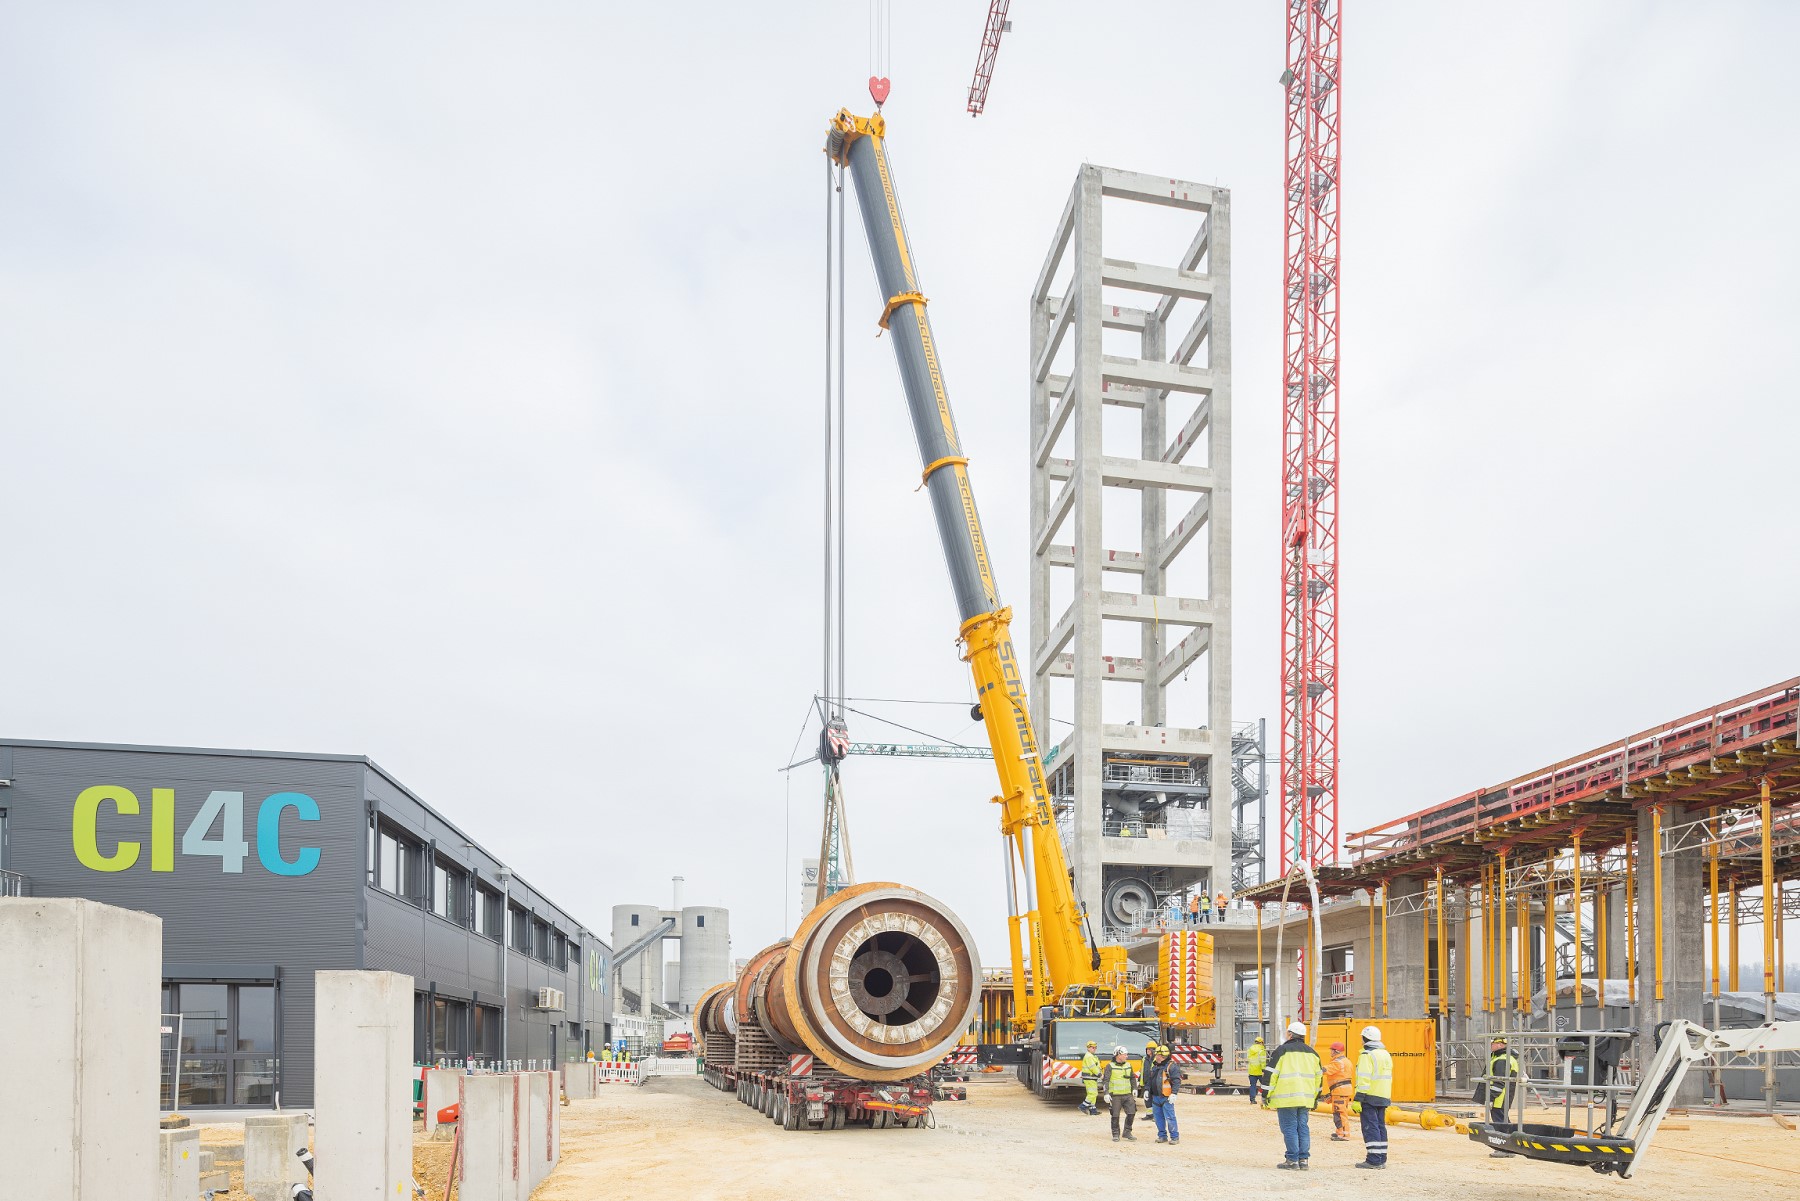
left=1245, top=1033, right=1269, bottom=1103
left=1261, top=1020, right=1323, bottom=1170
left=1351, top=1024, right=1395, bottom=1169
left=1098, top=1044, right=1140, bottom=1143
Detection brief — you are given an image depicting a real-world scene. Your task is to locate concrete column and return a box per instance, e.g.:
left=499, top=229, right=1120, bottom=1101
left=423, top=1067, right=462, bottom=1133
left=1634, top=805, right=1706, bottom=1101
left=156, top=1128, right=200, bottom=1201
left=314, top=970, right=413, bottom=1200
left=1070, top=164, right=1107, bottom=918
left=244, top=1113, right=308, bottom=1201
left=460, top=1074, right=524, bottom=1201
left=1385, top=878, right=1429, bottom=1020
left=0, top=898, right=160, bottom=1201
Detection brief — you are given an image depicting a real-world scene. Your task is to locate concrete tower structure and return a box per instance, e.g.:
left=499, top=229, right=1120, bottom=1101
left=1028, top=165, right=1233, bottom=937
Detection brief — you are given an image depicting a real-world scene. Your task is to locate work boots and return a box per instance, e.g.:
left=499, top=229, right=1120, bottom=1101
left=1122, top=1115, right=1136, bottom=1141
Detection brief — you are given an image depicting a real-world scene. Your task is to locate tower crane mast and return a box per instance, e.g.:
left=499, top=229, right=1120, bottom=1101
left=1279, top=0, right=1343, bottom=873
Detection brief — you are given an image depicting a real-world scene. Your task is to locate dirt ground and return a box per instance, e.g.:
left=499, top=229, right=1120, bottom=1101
left=530, top=1076, right=1797, bottom=1201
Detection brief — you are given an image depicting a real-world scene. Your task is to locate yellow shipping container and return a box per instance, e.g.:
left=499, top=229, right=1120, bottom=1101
left=1308, top=1018, right=1436, bottom=1104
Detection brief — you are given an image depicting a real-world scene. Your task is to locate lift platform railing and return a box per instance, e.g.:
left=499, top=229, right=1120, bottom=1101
left=1349, top=677, right=1800, bottom=863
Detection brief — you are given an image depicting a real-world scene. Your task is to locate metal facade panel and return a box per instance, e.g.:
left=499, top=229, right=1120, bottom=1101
left=0, top=742, right=365, bottom=1107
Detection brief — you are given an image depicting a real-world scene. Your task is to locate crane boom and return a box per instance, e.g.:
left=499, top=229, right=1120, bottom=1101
left=825, top=109, right=1123, bottom=1018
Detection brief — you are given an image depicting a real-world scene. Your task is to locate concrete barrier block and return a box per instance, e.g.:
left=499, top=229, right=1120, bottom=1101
left=458, top=1074, right=523, bottom=1201
left=0, top=898, right=160, bottom=1201
left=157, top=1128, right=200, bottom=1201
left=314, top=970, right=413, bottom=1200
left=525, top=1072, right=550, bottom=1187
left=244, top=1112, right=309, bottom=1201
left=424, top=1067, right=462, bottom=1133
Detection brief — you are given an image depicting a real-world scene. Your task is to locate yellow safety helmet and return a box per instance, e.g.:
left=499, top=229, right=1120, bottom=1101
left=1086, top=1040, right=1098, bottom=1048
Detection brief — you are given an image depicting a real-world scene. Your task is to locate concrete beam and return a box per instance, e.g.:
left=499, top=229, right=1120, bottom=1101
left=1048, top=652, right=1145, bottom=682
left=1, top=897, right=160, bottom=1201
left=1100, top=258, right=1216, bottom=301
left=1101, top=355, right=1214, bottom=397
left=1032, top=385, right=1076, bottom=466
left=1048, top=544, right=1146, bottom=574
left=1097, top=167, right=1221, bottom=212
left=1100, top=455, right=1215, bottom=494
left=314, top=971, right=413, bottom=1200
left=1163, top=397, right=1212, bottom=465
left=1032, top=602, right=1077, bottom=681
left=1099, top=590, right=1216, bottom=627
left=1155, top=625, right=1213, bottom=688
left=1033, top=476, right=1077, bottom=557
left=1159, top=494, right=1213, bottom=567
left=459, top=1074, right=523, bottom=1201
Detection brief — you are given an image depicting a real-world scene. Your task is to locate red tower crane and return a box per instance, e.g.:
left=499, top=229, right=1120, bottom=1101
left=1279, top=1, right=1342, bottom=872
left=966, top=1, right=1012, bottom=115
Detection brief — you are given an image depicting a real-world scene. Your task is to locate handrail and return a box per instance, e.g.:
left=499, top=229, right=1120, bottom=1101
left=1347, top=678, right=1800, bottom=863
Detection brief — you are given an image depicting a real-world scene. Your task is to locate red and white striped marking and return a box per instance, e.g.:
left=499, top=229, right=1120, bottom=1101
left=1041, top=1058, right=1085, bottom=1086
left=787, top=1054, right=813, bottom=1077
left=942, top=1048, right=978, bottom=1066
left=1169, top=1045, right=1223, bottom=1066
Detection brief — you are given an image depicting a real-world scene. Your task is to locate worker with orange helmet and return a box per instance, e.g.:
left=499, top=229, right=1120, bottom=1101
left=1322, top=1040, right=1354, bottom=1140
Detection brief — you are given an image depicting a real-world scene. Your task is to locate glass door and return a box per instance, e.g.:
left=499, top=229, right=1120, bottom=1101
left=168, top=982, right=279, bottom=1107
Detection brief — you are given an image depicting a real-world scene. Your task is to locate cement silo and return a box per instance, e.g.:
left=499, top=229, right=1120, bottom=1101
left=611, top=903, right=665, bottom=1010
left=677, top=905, right=730, bottom=1010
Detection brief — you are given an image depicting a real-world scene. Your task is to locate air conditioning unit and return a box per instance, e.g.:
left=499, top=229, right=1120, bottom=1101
left=535, top=987, right=565, bottom=1012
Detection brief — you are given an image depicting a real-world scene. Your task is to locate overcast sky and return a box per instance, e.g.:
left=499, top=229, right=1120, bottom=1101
left=4, top=2, right=1795, bottom=967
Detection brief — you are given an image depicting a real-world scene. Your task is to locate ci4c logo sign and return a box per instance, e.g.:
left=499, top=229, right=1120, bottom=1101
left=72, top=785, right=322, bottom=877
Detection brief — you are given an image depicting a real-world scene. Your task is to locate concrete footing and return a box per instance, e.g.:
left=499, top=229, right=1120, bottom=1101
left=314, top=970, right=413, bottom=1199
left=156, top=1128, right=200, bottom=1201
left=244, top=1112, right=309, bottom=1201
left=0, top=898, right=161, bottom=1201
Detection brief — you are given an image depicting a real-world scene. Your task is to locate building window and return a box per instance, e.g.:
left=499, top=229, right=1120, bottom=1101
left=431, top=860, right=467, bottom=924
left=429, top=997, right=469, bottom=1061
left=695, top=915, right=705, bottom=928
left=630, top=914, right=639, bottom=927
left=533, top=919, right=551, bottom=963
left=473, top=1005, right=501, bottom=1059
left=510, top=906, right=532, bottom=953
left=163, top=982, right=278, bottom=1109
left=553, top=933, right=569, bottom=972
left=374, top=825, right=417, bottom=899
left=474, top=887, right=501, bottom=940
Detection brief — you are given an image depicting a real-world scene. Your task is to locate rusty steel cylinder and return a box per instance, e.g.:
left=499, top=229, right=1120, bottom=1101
left=740, top=881, right=979, bottom=1081
left=694, top=980, right=735, bottom=1041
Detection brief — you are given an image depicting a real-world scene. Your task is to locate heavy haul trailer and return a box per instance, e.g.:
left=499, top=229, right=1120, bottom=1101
left=692, top=888, right=973, bottom=1132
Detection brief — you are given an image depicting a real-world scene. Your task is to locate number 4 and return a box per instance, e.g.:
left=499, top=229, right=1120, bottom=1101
left=182, top=790, right=249, bottom=874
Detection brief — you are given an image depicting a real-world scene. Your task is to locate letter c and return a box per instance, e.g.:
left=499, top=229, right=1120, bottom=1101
left=257, top=792, right=322, bottom=876
left=73, top=785, right=141, bottom=871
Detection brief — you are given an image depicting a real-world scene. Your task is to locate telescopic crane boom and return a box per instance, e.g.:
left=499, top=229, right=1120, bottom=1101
left=825, top=109, right=1132, bottom=1021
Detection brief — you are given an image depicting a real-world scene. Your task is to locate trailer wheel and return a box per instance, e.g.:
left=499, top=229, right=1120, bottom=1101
left=783, top=1097, right=802, bottom=1131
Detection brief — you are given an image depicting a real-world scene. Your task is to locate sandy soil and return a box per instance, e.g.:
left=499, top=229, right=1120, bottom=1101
left=530, top=1077, right=1796, bottom=1201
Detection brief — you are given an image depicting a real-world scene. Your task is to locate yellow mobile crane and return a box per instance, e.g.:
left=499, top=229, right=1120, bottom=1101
left=826, top=109, right=1213, bottom=1097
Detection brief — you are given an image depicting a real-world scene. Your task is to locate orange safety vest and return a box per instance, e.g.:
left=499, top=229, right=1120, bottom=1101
left=1323, top=1054, right=1353, bottom=1092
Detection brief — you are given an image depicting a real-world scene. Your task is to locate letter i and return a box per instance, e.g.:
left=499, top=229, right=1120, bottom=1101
left=151, top=788, right=175, bottom=871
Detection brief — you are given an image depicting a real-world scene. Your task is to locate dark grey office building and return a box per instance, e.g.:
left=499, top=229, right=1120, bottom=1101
left=0, top=739, right=612, bottom=1108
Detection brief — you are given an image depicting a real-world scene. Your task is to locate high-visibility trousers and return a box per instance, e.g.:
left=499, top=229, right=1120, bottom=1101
left=1329, top=1086, right=1351, bottom=1134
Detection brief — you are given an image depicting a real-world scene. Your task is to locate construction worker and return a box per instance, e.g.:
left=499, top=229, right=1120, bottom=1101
left=1261, top=1020, right=1323, bottom=1170
left=1187, top=893, right=1201, bottom=925
left=1351, top=1024, right=1395, bottom=1169
left=1099, top=1045, right=1139, bottom=1142
left=1245, top=1035, right=1268, bottom=1104
left=1323, top=1040, right=1353, bottom=1140
left=1215, top=890, right=1229, bottom=922
left=1079, top=1039, right=1103, bottom=1116
left=1198, top=890, right=1213, bottom=924
left=1484, top=1036, right=1522, bottom=1157
left=1144, top=1044, right=1184, bottom=1144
